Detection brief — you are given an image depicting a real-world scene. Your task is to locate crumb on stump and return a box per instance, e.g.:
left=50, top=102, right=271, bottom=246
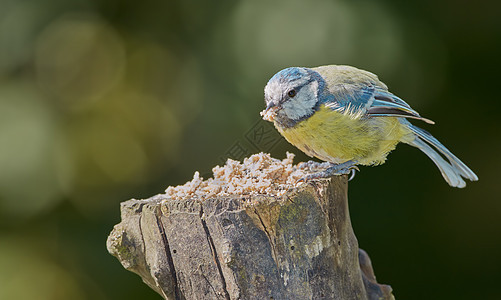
left=164, top=152, right=329, bottom=201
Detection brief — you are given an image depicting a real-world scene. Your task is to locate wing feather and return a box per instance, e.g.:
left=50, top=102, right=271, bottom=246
left=325, top=84, right=434, bottom=124
left=369, top=90, right=435, bottom=124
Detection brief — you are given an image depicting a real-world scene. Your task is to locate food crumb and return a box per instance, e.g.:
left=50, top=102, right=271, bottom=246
left=164, top=152, right=328, bottom=201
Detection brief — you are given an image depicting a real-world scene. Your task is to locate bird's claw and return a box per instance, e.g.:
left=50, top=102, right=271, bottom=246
left=348, top=167, right=358, bottom=181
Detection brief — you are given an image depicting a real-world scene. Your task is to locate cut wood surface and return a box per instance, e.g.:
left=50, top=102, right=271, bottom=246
left=107, top=175, right=394, bottom=300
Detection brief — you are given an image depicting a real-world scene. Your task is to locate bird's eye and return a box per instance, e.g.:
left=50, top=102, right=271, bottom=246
left=287, top=89, right=296, bottom=98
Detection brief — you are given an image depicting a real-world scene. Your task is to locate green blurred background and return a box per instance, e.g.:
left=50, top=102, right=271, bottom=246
left=1, top=0, right=499, bottom=299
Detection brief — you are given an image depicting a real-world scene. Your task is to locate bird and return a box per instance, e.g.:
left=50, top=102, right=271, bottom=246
left=261, top=65, right=478, bottom=188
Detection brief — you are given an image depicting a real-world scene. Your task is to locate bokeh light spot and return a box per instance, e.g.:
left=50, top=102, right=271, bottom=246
left=35, top=13, right=125, bottom=111
left=0, top=83, right=61, bottom=221
left=0, top=237, right=86, bottom=300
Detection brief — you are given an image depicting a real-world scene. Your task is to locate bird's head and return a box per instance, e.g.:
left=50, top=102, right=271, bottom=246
left=262, top=67, right=323, bottom=128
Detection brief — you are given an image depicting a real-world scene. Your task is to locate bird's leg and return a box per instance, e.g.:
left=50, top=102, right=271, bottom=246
left=302, top=160, right=332, bottom=169
left=298, top=160, right=359, bottom=183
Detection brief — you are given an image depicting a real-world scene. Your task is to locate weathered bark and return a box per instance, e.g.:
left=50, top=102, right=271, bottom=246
left=107, top=176, right=394, bottom=300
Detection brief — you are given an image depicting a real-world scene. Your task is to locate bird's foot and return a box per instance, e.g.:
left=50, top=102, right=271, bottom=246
left=297, top=160, right=359, bottom=183
left=301, top=160, right=332, bottom=169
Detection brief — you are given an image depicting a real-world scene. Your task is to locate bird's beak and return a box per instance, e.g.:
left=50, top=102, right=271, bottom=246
left=260, top=102, right=279, bottom=122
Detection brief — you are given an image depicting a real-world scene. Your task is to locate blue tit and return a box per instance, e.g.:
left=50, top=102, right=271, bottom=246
left=261, top=65, right=478, bottom=188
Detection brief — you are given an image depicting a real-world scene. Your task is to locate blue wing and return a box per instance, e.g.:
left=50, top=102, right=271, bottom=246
left=323, top=83, right=434, bottom=124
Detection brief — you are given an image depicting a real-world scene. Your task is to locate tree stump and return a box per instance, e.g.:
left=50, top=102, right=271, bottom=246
left=107, top=175, right=394, bottom=300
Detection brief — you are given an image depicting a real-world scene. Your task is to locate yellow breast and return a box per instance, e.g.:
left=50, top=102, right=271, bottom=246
left=276, top=105, right=412, bottom=165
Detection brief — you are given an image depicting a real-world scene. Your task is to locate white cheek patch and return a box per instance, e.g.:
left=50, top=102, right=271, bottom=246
left=282, top=81, right=318, bottom=120
left=264, top=80, right=281, bottom=102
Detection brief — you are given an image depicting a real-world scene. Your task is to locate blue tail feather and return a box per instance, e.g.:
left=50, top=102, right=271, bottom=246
left=402, top=121, right=478, bottom=187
